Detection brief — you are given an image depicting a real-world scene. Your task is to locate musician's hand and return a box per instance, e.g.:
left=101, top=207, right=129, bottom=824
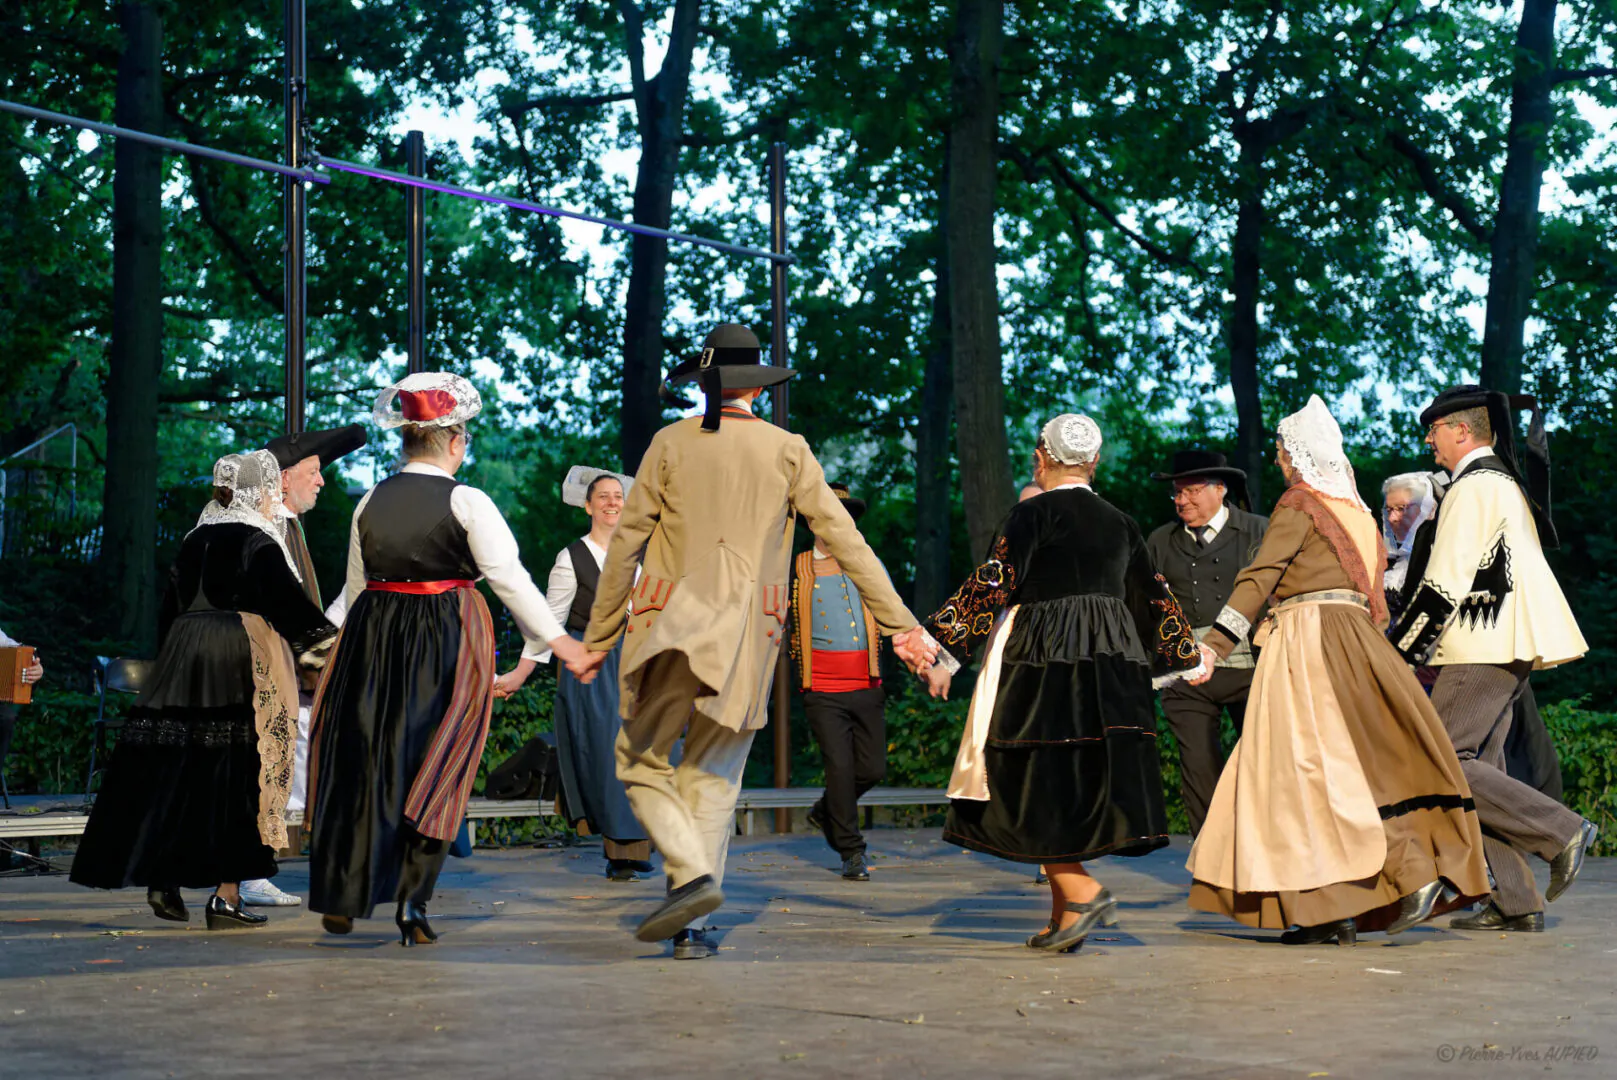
left=21, top=656, right=42, bottom=685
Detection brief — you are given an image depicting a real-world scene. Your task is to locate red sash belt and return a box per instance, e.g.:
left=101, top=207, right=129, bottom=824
left=366, top=579, right=475, bottom=595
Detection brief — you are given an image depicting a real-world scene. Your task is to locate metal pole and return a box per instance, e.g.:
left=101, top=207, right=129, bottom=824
left=283, top=0, right=308, bottom=435
left=769, top=142, right=792, bottom=833
left=405, top=130, right=426, bottom=374
left=0, top=99, right=329, bottom=183
left=318, top=155, right=792, bottom=264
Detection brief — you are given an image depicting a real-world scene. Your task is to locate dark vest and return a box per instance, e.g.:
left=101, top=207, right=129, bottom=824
left=565, top=539, right=601, bottom=634
left=358, top=472, right=478, bottom=582
left=1146, top=507, right=1269, bottom=626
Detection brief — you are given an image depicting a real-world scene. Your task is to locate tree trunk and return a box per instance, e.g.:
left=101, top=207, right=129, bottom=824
left=1228, top=189, right=1266, bottom=507
left=1480, top=0, right=1558, bottom=396
left=103, top=1, right=164, bottom=653
left=912, top=158, right=954, bottom=617
left=947, top=0, right=1013, bottom=559
left=619, top=0, right=702, bottom=472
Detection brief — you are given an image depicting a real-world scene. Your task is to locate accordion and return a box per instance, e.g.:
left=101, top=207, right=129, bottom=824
left=0, top=645, right=35, bottom=705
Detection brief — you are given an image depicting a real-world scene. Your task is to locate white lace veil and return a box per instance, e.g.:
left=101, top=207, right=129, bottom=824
left=1276, top=395, right=1368, bottom=511
left=191, top=449, right=301, bottom=580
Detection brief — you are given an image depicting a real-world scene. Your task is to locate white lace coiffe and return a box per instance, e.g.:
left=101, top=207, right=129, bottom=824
left=191, top=449, right=301, bottom=580
left=1277, top=395, right=1368, bottom=511
left=1040, top=413, right=1102, bottom=465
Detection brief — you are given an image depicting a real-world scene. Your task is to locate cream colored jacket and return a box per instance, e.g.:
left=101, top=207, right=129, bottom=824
left=1390, top=455, right=1585, bottom=670
left=583, top=410, right=918, bottom=731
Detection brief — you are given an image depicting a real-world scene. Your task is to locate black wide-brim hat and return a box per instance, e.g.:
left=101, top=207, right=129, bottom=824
left=1420, top=384, right=1558, bottom=548
left=664, top=323, right=796, bottom=430
left=829, top=482, right=866, bottom=520
left=265, top=423, right=367, bottom=471
left=1150, top=449, right=1249, bottom=510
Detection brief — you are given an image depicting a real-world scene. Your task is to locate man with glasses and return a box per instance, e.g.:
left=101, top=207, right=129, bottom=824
left=1145, top=450, right=1268, bottom=836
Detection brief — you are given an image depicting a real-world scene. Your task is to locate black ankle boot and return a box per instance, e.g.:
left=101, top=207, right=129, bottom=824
left=204, top=893, right=268, bottom=930
left=396, top=900, right=437, bottom=946
left=147, top=887, right=188, bottom=923
left=1280, top=919, right=1355, bottom=946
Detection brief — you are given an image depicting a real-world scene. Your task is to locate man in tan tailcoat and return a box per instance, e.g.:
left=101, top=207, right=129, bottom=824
left=572, top=324, right=937, bottom=958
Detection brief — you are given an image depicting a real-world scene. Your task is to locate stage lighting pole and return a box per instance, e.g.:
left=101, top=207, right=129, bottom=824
left=769, top=142, right=792, bottom=833
left=405, top=130, right=426, bottom=374
left=283, top=0, right=308, bottom=434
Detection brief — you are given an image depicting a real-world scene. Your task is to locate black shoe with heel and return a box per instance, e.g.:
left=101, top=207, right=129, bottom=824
left=1030, top=889, right=1118, bottom=952
left=204, top=894, right=268, bottom=930
left=1386, top=879, right=1446, bottom=935
left=396, top=900, right=438, bottom=947
left=147, top=887, right=188, bottom=923
left=1280, top=919, right=1356, bottom=946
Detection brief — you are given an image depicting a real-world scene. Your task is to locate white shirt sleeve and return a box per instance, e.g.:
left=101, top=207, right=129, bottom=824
left=0, top=626, right=18, bottom=649
left=341, top=488, right=374, bottom=617
left=449, top=486, right=567, bottom=661
left=532, top=547, right=578, bottom=665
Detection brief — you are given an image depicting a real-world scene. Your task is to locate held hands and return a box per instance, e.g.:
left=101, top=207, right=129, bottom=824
left=1186, top=643, right=1218, bottom=687
left=891, top=626, right=939, bottom=675
left=920, top=664, right=952, bottom=700
left=563, top=643, right=609, bottom=685
left=492, top=658, right=536, bottom=700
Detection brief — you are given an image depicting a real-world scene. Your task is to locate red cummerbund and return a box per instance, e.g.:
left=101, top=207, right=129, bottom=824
left=366, top=579, right=475, bottom=595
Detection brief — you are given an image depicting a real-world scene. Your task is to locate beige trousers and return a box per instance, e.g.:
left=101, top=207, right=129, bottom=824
left=615, top=651, right=756, bottom=923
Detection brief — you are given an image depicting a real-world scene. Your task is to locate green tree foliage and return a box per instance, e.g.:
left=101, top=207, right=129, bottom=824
left=2, top=0, right=1615, bottom=801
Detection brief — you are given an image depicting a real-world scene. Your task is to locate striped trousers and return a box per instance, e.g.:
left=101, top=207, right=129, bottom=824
left=1431, top=662, right=1581, bottom=915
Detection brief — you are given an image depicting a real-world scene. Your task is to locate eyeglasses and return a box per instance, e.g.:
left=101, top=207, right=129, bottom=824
left=1424, top=420, right=1452, bottom=441
left=456, top=431, right=474, bottom=449
left=1172, top=483, right=1212, bottom=502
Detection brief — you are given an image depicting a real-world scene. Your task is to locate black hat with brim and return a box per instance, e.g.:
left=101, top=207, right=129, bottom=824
left=1419, top=384, right=1557, bottom=547
left=265, top=423, right=368, bottom=471
left=1149, top=449, right=1251, bottom=510
left=664, top=323, right=796, bottom=431
left=829, top=482, right=867, bottom=520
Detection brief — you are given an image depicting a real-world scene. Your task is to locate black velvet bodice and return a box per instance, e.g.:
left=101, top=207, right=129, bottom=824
left=159, top=522, right=333, bottom=652
left=358, top=472, right=479, bottom=583
left=1002, top=487, right=1141, bottom=603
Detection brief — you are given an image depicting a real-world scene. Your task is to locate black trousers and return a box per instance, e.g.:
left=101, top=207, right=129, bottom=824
left=805, top=687, right=886, bottom=857
left=1159, top=666, right=1252, bottom=837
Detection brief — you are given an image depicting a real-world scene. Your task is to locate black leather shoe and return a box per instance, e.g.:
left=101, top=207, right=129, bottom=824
left=1032, top=888, right=1118, bottom=952
left=1449, top=902, right=1544, bottom=932
left=605, top=859, right=643, bottom=882
left=672, top=928, right=714, bottom=960
left=636, top=875, right=723, bottom=942
left=1546, top=820, right=1598, bottom=903
left=204, top=894, right=268, bottom=930
left=320, top=914, right=354, bottom=935
left=841, top=852, right=870, bottom=881
left=1280, top=919, right=1356, bottom=946
left=147, top=887, right=188, bottom=923
left=806, top=801, right=827, bottom=836
left=396, top=900, right=438, bottom=947
left=1386, top=880, right=1446, bottom=935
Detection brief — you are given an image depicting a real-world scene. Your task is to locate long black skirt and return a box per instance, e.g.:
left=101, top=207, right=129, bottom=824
left=944, top=596, right=1171, bottom=865
left=71, top=611, right=276, bottom=890
left=308, top=590, right=459, bottom=918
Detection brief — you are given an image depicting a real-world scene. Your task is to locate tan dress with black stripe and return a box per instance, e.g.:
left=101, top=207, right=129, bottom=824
left=1186, top=485, right=1490, bottom=930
